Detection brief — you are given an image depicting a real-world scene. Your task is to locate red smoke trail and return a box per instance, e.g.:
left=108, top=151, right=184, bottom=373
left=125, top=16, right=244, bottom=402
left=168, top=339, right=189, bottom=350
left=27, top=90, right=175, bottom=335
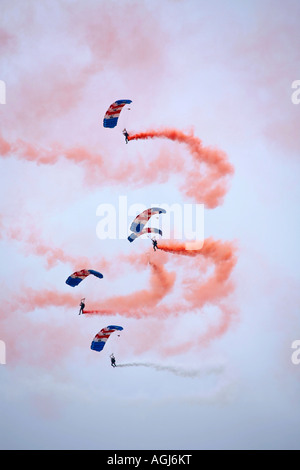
left=157, top=238, right=236, bottom=288
left=3, top=221, right=147, bottom=276
left=82, top=259, right=176, bottom=317
left=128, top=128, right=234, bottom=208
left=8, top=289, right=76, bottom=313
left=160, top=238, right=236, bottom=315
left=7, top=227, right=94, bottom=270
left=1, top=128, right=233, bottom=207
left=1, top=235, right=175, bottom=319
left=155, top=239, right=238, bottom=353
left=128, top=128, right=232, bottom=174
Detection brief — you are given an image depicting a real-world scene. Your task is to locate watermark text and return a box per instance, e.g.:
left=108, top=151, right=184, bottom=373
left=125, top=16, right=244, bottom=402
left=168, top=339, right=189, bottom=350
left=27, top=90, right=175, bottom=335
left=291, top=80, right=300, bottom=104
left=291, top=340, right=300, bottom=365
left=96, top=196, right=204, bottom=249
left=0, top=340, right=6, bottom=365
left=0, top=80, right=6, bottom=104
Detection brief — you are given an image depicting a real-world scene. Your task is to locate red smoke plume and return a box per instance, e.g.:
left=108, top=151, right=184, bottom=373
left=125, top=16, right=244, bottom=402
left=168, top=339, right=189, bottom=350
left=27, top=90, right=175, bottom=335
left=128, top=128, right=234, bottom=208
left=1, top=127, right=233, bottom=208
left=82, top=259, right=176, bottom=317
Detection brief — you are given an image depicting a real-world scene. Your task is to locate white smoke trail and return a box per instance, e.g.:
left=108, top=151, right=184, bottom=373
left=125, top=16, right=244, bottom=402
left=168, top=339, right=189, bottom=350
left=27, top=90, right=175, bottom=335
left=116, top=362, right=224, bottom=378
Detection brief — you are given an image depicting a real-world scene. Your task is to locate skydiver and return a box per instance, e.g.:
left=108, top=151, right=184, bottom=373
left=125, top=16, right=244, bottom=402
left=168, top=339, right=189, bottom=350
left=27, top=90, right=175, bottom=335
left=79, top=298, right=85, bottom=315
left=110, top=353, right=116, bottom=367
left=123, top=128, right=129, bottom=144
left=152, top=238, right=158, bottom=251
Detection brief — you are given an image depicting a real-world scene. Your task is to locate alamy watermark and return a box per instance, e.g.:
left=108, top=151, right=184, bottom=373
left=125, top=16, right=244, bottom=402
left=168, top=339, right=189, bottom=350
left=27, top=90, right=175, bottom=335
left=0, top=80, right=6, bottom=104
left=96, top=196, right=204, bottom=249
left=291, top=80, right=300, bottom=105
left=0, top=340, right=6, bottom=365
left=291, top=340, right=300, bottom=365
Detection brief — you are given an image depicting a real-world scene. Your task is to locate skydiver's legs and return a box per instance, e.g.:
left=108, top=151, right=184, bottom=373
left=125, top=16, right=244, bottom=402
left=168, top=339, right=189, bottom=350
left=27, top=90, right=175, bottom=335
left=110, top=354, right=116, bottom=367
left=79, top=299, right=85, bottom=315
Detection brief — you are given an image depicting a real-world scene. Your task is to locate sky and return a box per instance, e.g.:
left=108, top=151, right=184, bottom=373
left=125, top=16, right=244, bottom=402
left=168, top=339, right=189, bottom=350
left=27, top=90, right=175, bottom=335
left=0, top=0, right=300, bottom=450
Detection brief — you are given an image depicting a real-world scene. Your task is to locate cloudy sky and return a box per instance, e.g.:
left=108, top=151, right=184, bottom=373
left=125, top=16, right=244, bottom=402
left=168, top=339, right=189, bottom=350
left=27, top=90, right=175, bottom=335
left=0, top=0, right=300, bottom=450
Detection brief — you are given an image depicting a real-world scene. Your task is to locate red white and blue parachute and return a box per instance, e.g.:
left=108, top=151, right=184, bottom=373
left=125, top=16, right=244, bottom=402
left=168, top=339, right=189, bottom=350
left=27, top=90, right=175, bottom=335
left=65, top=269, right=103, bottom=287
left=103, top=100, right=132, bottom=128
left=91, top=325, right=123, bottom=352
left=128, top=207, right=166, bottom=242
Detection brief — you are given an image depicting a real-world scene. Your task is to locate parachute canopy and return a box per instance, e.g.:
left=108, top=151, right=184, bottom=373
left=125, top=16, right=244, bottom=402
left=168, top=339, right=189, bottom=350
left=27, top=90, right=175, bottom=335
left=65, top=269, right=103, bottom=287
left=103, top=99, right=132, bottom=128
left=91, top=325, right=123, bottom=352
left=128, top=207, right=166, bottom=243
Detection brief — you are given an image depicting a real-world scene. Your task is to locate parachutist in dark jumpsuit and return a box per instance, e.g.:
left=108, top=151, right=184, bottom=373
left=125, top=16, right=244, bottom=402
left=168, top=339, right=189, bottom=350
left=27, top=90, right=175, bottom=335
left=123, top=128, right=129, bottom=144
left=110, top=353, right=116, bottom=367
left=152, top=239, right=158, bottom=251
left=79, top=298, right=85, bottom=315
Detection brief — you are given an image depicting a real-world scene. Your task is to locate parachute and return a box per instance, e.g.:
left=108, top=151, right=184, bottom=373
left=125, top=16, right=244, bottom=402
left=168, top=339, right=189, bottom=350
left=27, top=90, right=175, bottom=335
left=65, top=269, right=103, bottom=287
left=128, top=207, right=166, bottom=242
left=91, top=325, right=123, bottom=352
left=103, top=99, right=132, bottom=128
